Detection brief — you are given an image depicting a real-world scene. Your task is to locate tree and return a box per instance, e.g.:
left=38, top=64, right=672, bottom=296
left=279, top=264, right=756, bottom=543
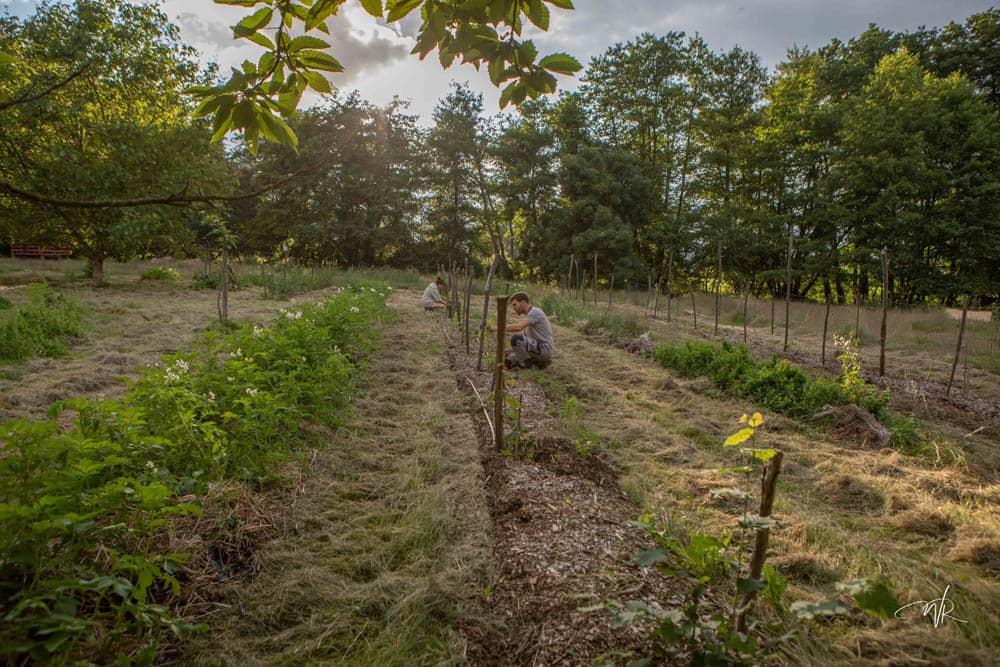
left=0, top=0, right=228, bottom=286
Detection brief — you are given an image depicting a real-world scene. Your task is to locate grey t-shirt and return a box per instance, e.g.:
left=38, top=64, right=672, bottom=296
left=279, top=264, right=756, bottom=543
left=523, top=306, right=555, bottom=356
left=422, top=282, right=442, bottom=307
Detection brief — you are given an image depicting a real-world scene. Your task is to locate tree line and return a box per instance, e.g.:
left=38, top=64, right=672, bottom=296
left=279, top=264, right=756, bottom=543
left=2, top=1, right=997, bottom=305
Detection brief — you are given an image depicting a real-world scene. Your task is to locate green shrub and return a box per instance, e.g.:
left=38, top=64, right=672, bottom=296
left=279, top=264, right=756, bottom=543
left=139, top=266, right=181, bottom=282
left=0, top=283, right=85, bottom=362
left=0, top=284, right=391, bottom=663
left=0, top=295, right=10, bottom=309
left=540, top=293, right=589, bottom=323
left=652, top=340, right=889, bottom=421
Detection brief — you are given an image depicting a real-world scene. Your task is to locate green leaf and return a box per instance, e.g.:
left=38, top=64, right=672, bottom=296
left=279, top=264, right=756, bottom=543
left=741, top=447, right=777, bottom=462
left=632, top=548, right=668, bottom=567
left=257, top=108, right=299, bottom=151
left=488, top=56, right=504, bottom=86
left=297, top=50, right=344, bottom=72
left=306, top=0, right=344, bottom=31
left=288, top=35, right=331, bottom=52
left=789, top=598, right=849, bottom=620
left=538, top=52, right=581, bottom=75
left=359, top=0, right=383, bottom=18
left=233, top=7, right=274, bottom=37
left=737, top=576, right=766, bottom=597
left=302, top=70, right=332, bottom=93
left=526, top=0, right=550, bottom=30
left=499, top=80, right=517, bottom=108
left=245, top=31, right=275, bottom=49
left=214, top=0, right=260, bottom=5
left=386, top=0, right=422, bottom=22
left=738, top=515, right=778, bottom=531
left=837, top=577, right=900, bottom=620
left=724, top=427, right=755, bottom=446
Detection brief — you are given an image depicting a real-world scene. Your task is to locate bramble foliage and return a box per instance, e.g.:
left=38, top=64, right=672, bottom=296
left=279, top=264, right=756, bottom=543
left=0, top=283, right=85, bottom=362
left=139, top=266, right=181, bottom=282
left=652, top=340, right=890, bottom=418
left=0, top=284, right=389, bottom=664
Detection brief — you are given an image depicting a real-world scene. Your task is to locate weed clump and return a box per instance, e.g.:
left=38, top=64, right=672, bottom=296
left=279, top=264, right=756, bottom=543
left=139, top=266, right=181, bottom=282
left=0, top=283, right=85, bottom=362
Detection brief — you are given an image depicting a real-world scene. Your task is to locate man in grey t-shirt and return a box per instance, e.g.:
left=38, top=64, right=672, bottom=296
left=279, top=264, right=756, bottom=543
left=491, top=292, right=554, bottom=369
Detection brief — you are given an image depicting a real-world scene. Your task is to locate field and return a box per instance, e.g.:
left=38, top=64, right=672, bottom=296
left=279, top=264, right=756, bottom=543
left=1, top=257, right=998, bottom=665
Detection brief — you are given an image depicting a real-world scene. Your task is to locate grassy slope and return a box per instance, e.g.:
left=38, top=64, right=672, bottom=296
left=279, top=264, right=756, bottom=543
left=528, top=316, right=1000, bottom=665
left=180, top=291, right=492, bottom=666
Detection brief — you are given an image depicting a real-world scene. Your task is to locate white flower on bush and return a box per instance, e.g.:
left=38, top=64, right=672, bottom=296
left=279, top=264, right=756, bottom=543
left=285, top=310, right=302, bottom=319
left=350, top=306, right=360, bottom=313
left=252, top=325, right=264, bottom=336
left=164, top=368, right=179, bottom=382
left=370, top=287, right=377, bottom=293
left=206, top=391, right=216, bottom=404
left=234, top=348, right=242, bottom=358
left=145, top=460, right=157, bottom=474
left=245, top=387, right=258, bottom=396
left=227, top=376, right=235, bottom=383
left=175, top=359, right=189, bottom=373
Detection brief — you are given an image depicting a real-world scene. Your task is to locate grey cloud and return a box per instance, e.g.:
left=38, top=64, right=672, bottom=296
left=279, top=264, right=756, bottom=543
left=324, top=14, right=410, bottom=84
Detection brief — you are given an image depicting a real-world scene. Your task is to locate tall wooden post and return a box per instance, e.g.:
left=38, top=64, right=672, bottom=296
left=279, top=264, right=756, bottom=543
left=783, top=225, right=793, bottom=353
left=608, top=273, right=614, bottom=309
left=879, top=247, right=888, bottom=376
left=593, top=253, right=598, bottom=309
left=666, top=250, right=673, bottom=322
left=476, top=256, right=499, bottom=371
left=464, top=264, right=473, bottom=354
left=947, top=293, right=970, bottom=396
left=494, top=296, right=508, bottom=450
left=821, top=286, right=832, bottom=366
left=714, top=240, right=722, bottom=336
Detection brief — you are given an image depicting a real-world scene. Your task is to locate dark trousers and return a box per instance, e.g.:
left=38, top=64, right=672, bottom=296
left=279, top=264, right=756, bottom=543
left=506, top=334, right=551, bottom=369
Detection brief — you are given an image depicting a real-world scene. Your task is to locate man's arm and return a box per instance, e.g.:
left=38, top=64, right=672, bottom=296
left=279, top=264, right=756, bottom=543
left=506, top=320, right=530, bottom=333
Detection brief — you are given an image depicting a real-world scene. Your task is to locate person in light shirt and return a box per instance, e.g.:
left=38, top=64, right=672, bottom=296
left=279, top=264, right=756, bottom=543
left=421, top=276, right=447, bottom=310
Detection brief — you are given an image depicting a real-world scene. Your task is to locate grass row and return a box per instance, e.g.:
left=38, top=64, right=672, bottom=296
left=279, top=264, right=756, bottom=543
left=0, top=283, right=391, bottom=664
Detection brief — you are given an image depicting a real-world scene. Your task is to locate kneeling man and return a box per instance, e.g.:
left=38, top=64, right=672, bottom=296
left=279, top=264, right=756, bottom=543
left=498, top=292, right=555, bottom=369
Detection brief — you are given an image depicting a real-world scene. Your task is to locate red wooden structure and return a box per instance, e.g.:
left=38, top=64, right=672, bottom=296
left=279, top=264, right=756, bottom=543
left=10, top=244, right=72, bottom=259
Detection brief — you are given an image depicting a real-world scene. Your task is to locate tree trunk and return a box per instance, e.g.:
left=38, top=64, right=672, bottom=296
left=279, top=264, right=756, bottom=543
left=218, top=247, right=229, bottom=326
left=90, top=255, right=105, bottom=288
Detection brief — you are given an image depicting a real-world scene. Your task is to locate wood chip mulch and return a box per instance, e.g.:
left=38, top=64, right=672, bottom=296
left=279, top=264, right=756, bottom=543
left=446, top=338, right=684, bottom=666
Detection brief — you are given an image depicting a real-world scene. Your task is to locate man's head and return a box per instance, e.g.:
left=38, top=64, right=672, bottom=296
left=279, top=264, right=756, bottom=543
left=435, top=276, right=446, bottom=287
left=511, top=292, right=531, bottom=315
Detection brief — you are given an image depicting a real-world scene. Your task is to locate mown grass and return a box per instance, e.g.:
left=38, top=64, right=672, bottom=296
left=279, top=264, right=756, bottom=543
left=532, top=316, right=1000, bottom=665
left=180, top=290, right=491, bottom=666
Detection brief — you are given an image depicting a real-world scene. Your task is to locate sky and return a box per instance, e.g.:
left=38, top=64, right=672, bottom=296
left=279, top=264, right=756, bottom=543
left=3, top=0, right=996, bottom=124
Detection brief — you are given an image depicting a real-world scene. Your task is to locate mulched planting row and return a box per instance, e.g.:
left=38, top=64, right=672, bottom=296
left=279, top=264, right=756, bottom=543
left=446, top=340, right=684, bottom=666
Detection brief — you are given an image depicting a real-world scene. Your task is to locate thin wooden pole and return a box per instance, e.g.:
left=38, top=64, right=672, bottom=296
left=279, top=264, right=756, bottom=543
left=783, top=225, right=793, bottom=353
left=464, top=264, right=473, bottom=354
left=476, top=256, right=499, bottom=371
left=821, top=286, right=832, bottom=366
left=494, top=296, right=508, bottom=450
left=879, top=247, right=888, bottom=376
left=666, top=250, right=673, bottom=322
left=593, top=253, right=598, bottom=309
left=691, top=291, right=698, bottom=330
left=653, top=276, right=662, bottom=319
left=715, top=240, right=722, bottom=336
left=608, top=273, right=614, bottom=309
left=947, top=294, right=970, bottom=396
left=734, top=451, right=783, bottom=633
left=645, top=273, right=652, bottom=318
left=743, top=287, right=749, bottom=345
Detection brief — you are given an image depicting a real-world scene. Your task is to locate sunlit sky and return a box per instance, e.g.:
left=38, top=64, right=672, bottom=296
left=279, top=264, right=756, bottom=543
left=3, top=1, right=995, bottom=123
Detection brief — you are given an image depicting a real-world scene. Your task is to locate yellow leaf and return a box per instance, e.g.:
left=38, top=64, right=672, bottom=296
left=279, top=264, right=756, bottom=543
left=724, top=427, right=755, bottom=446
left=739, top=413, right=748, bottom=424
left=749, top=412, right=764, bottom=428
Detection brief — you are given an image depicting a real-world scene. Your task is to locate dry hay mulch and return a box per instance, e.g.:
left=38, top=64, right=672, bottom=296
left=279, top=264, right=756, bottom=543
left=949, top=537, right=1000, bottom=575
left=815, top=404, right=891, bottom=449
left=888, top=509, right=956, bottom=540
left=816, top=473, right=885, bottom=512
left=448, top=342, right=685, bottom=666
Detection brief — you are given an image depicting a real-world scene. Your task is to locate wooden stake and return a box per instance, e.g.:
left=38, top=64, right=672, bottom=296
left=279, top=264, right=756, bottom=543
left=947, top=294, right=970, bottom=396
left=494, top=295, right=508, bottom=450
left=464, top=264, right=473, bottom=354
left=691, top=291, right=698, bottom=330
left=784, top=225, right=793, bottom=353
left=593, top=253, right=598, bottom=309
left=879, top=247, right=888, bottom=376
left=735, top=451, right=783, bottom=633
left=743, top=287, right=749, bottom=345
left=822, top=286, right=832, bottom=366
left=476, top=256, right=499, bottom=371
left=666, top=249, right=673, bottom=322
left=715, top=240, right=722, bottom=336
left=608, top=273, right=614, bottom=309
